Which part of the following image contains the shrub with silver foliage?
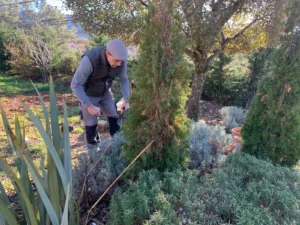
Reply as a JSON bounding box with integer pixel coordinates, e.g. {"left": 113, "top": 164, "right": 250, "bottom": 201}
{"left": 220, "top": 106, "right": 246, "bottom": 132}
{"left": 189, "top": 122, "right": 231, "bottom": 170}
{"left": 73, "top": 133, "right": 126, "bottom": 206}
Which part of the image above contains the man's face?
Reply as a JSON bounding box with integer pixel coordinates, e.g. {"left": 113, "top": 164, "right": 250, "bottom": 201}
{"left": 106, "top": 50, "right": 123, "bottom": 68}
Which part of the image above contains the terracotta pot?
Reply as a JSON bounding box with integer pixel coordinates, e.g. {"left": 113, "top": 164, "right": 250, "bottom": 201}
{"left": 224, "top": 127, "right": 242, "bottom": 155}
{"left": 231, "top": 127, "right": 242, "bottom": 136}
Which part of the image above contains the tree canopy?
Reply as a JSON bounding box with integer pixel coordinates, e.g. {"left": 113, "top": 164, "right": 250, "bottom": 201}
{"left": 66, "top": 0, "right": 286, "bottom": 119}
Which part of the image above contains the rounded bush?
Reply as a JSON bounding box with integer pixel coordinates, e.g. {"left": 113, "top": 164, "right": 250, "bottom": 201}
{"left": 109, "top": 153, "right": 300, "bottom": 225}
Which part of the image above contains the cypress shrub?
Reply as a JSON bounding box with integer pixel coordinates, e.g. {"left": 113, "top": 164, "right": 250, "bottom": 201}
{"left": 122, "top": 0, "right": 190, "bottom": 173}
{"left": 241, "top": 1, "right": 300, "bottom": 167}
{"left": 245, "top": 48, "right": 274, "bottom": 106}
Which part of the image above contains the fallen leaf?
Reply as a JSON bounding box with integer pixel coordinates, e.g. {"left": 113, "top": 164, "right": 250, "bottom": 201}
{"left": 284, "top": 84, "right": 292, "bottom": 93}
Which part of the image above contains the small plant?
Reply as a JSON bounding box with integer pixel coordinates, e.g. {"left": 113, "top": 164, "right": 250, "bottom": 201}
{"left": 199, "top": 153, "right": 300, "bottom": 224}
{"left": 73, "top": 133, "right": 126, "bottom": 210}
{"left": 220, "top": 106, "right": 246, "bottom": 132}
{"left": 109, "top": 169, "right": 203, "bottom": 225}
{"left": 189, "top": 121, "right": 231, "bottom": 170}
{"left": 0, "top": 79, "right": 78, "bottom": 224}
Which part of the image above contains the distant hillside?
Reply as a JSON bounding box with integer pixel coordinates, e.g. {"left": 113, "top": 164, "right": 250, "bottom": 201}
{"left": 65, "top": 14, "right": 91, "bottom": 39}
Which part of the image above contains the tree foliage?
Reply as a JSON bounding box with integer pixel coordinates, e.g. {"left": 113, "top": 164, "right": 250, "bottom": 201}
{"left": 0, "top": 0, "right": 23, "bottom": 72}
{"left": 65, "top": 0, "right": 146, "bottom": 44}
{"left": 245, "top": 47, "right": 274, "bottom": 105}
{"left": 241, "top": 0, "right": 300, "bottom": 167}
{"left": 122, "top": 0, "right": 190, "bottom": 174}
{"left": 180, "top": 0, "right": 285, "bottom": 119}
{"left": 3, "top": 3, "right": 77, "bottom": 79}
{"left": 65, "top": 0, "right": 286, "bottom": 120}
{"left": 0, "top": 22, "right": 21, "bottom": 72}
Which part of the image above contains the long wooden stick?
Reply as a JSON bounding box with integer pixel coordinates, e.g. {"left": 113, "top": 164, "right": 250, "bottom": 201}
{"left": 85, "top": 140, "right": 154, "bottom": 225}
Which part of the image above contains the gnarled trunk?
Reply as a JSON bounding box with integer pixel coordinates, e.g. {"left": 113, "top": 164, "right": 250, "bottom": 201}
{"left": 186, "top": 59, "right": 209, "bottom": 121}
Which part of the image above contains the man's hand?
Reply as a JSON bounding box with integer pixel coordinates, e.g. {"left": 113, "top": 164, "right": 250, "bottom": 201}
{"left": 87, "top": 105, "right": 111, "bottom": 117}
{"left": 87, "top": 105, "right": 101, "bottom": 116}
{"left": 121, "top": 101, "right": 130, "bottom": 113}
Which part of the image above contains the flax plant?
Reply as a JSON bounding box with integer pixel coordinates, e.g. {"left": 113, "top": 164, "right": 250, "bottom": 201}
{"left": 0, "top": 78, "right": 78, "bottom": 225}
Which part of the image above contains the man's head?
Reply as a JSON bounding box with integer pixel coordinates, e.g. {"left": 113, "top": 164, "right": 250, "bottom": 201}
{"left": 106, "top": 39, "right": 128, "bottom": 68}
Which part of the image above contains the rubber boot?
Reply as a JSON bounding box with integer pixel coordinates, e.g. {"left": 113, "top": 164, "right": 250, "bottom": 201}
{"left": 85, "top": 125, "right": 99, "bottom": 144}
{"left": 107, "top": 117, "right": 120, "bottom": 136}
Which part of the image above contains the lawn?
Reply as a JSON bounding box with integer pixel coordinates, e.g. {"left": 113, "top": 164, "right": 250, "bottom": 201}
{"left": 0, "top": 74, "right": 72, "bottom": 95}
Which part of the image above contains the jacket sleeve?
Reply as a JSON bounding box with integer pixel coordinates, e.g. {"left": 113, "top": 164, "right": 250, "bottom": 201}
{"left": 119, "top": 61, "right": 130, "bottom": 99}
{"left": 71, "top": 56, "right": 94, "bottom": 107}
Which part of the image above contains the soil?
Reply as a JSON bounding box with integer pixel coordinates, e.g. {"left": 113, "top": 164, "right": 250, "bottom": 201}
{"left": 0, "top": 93, "right": 78, "bottom": 114}
{"left": 1, "top": 93, "right": 82, "bottom": 156}
{"left": 199, "top": 99, "right": 223, "bottom": 125}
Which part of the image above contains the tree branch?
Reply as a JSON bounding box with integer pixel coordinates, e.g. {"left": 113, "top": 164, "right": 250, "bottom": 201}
{"left": 137, "top": 0, "right": 148, "bottom": 8}
{"left": 224, "top": 17, "right": 259, "bottom": 44}
{"left": 185, "top": 48, "right": 196, "bottom": 59}
{"left": 206, "top": 17, "right": 259, "bottom": 66}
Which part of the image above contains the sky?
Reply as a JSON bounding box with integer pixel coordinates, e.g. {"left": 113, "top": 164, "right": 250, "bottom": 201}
{"left": 46, "top": 0, "right": 72, "bottom": 14}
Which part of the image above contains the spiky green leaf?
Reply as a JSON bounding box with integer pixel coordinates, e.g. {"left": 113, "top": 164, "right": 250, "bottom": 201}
{"left": 24, "top": 104, "right": 68, "bottom": 194}
{"left": 0, "top": 157, "right": 38, "bottom": 225}
{"left": 0, "top": 198, "right": 18, "bottom": 225}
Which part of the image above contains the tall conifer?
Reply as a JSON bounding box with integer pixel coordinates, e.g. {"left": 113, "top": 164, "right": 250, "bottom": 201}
{"left": 241, "top": 0, "right": 300, "bottom": 167}
{"left": 122, "top": 0, "right": 191, "bottom": 172}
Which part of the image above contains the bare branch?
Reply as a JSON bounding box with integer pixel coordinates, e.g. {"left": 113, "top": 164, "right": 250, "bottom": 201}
{"left": 224, "top": 17, "right": 260, "bottom": 44}
{"left": 137, "top": 0, "right": 148, "bottom": 8}
{"left": 207, "top": 17, "right": 260, "bottom": 66}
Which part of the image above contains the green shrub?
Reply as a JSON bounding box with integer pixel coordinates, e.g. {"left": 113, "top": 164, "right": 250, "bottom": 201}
{"left": 0, "top": 22, "right": 22, "bottom": 72}
{"left": 241, "top": 33, "right": 300, "bottom": 167}
{"left": 109, "top": 153, "right": 300, "bottom": 225}
{"left": 122, "top": 1, "right": 191, "bottom": 173}
{"left": 109, "top": 169, "right": 204, "bottom": 225}
{"left": 203, "top": 49, "right": 275, "bottom": 108}
{"left": 203, "top": 53, "right": 250, "bottom": 106}
{"left": 111, "top": 58, "right": 136, "bottom": 102}
{"left": 189, "top": 122, "right": 230, "bottom": 170}
{"left": 245, "top": 48, "right": 274, "bottom": 106}
{"left": 203, "top": 53, "right": 232, "bottom": 103}
{"left": 0, "top": 34, "right": 10, "bottom": 72}
{"left": 200, "top": 153, "right": 300, "bottom": 225}
{"left": 53, "top": 49, "right": 81, "bottom": 76}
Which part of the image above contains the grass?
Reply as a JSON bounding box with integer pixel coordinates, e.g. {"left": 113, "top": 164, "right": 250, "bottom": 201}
{"left": 0, "top": 73, "right": 71, "bottom": 96}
